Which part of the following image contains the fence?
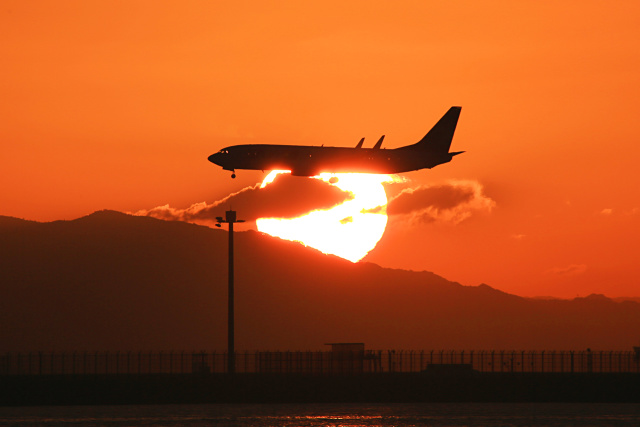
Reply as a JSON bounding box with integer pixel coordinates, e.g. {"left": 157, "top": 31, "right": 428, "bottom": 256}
{"left": 1, "top": 350, "right": 640, "bottom": 376}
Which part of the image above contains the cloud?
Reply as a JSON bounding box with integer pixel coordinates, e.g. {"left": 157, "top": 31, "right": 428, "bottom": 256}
{"left": 548, "top": 264, "right": 588, "bottom": 276}
{"left": 340, "top": 216, "right": 353, "bottom": 224}
{"left": 134, "top": 174, "right": 353, "bottom": 224}
{"left": 599, "top": 208, "right": 613, "bottom": 215}
{"left": 381, "top": 180, "right": 496, "bottom": 224}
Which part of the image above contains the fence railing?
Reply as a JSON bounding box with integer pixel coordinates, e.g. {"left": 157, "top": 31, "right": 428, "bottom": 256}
{"left": 1, "top": 350, "right": 639, "bottom": 376}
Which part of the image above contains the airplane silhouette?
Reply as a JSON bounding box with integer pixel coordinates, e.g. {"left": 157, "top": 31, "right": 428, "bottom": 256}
{"left": 209, "top": 106, "right": 463, "bottom": 178}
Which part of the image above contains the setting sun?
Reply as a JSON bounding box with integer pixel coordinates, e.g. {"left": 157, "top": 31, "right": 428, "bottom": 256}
{"left": 256, "top": 171, "right": 396, "bottom": 262}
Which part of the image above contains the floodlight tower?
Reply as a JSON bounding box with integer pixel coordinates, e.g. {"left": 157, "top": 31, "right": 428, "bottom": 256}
{"left": 215, "top": 210, "right": 244, "bottom": 374}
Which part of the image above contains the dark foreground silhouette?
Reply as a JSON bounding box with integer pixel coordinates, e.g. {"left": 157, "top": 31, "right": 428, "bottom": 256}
{"left": 3, "top": 372, "right": 640, "bottom": 406}
{"left": 4, "top": 348, "right": 640, "bottom": 405}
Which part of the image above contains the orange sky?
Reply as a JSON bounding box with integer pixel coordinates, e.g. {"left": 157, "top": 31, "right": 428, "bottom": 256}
{"left": 2, "top": 1, "right": 639, "bottom": 298}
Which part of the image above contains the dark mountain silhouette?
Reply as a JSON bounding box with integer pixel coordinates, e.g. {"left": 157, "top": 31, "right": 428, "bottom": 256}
{"left": 1, "top": 210, "right": 640, "bottom": 352}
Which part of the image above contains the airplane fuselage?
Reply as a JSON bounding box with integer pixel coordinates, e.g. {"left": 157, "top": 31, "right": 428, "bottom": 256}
{"left": 210, "top": 144, "right": 454, "bottom": 177}
{"left": 208, "top": 106, "right": 463, "bottom": 177}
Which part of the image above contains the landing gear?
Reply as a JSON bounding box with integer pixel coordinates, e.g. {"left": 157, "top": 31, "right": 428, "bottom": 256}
{"left": 231, "top": 172, "right": 236, "bottom": 179}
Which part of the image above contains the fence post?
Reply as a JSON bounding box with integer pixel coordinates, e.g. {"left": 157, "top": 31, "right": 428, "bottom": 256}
{"left": 570, "top": 351, "right": 574, "bottom": 373}
{"left": 520, "top": 351, "right": 524, "bottom": 373}
{"left": 617, "top": 351, "right": 621, "bottom": 373}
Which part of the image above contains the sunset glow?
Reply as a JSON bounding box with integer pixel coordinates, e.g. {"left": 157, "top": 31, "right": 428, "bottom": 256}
{"left": 256, "top": 171, "right": 396, "bottom": 262}
{"left": 3, "top": 2, "right": 640, "bottom": 297}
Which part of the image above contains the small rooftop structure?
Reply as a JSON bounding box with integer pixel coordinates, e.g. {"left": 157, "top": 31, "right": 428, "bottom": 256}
{"left": 325, "top": 343, "right": 365, "bottom": 353}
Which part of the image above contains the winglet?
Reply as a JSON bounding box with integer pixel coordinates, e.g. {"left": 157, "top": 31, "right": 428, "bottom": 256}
{"left": 355, "top": 137, "right": 364, "bottom": 148}
{"left": 373, "top": 135, "right": 385, "bottom": 149}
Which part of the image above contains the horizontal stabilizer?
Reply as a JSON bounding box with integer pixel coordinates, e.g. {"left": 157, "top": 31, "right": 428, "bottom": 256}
{"left": 373, "top": 135, "right": 385, "bottom": 149}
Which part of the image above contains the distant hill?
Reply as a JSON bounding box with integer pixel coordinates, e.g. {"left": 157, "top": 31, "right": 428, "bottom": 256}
{"left": 613, "top": 297, "right": 640, "bottom": 303}
{"left": 1, "top": 210, "right": 640, "bottom": 352}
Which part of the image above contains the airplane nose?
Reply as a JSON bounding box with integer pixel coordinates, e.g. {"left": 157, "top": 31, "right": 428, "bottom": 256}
{"left": 208, "top": 153, "right": 219, "bottom": 164}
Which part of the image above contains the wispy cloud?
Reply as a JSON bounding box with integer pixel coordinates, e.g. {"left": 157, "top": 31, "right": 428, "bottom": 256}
{"left": 548, "top": 264, "right": 588, "bottom": 276}
{"left": 133, "top": 174, "right": 353, "bottom": 224}
{"left": 380, "top": 180, "right": 495, "bottom": 224}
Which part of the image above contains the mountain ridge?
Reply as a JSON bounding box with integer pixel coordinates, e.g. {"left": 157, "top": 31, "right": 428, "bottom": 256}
{"left": 1, "top": 210, "right": 639, "bottom": 351}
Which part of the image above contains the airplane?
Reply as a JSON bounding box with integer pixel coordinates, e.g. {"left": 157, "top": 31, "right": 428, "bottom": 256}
{"left": 208, "top": 106, "right": 463, "bottom": 178}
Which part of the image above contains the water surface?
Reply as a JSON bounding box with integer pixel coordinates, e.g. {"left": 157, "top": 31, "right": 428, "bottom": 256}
{"left": 1, "top": 402, "right": 640, "bottom": 426}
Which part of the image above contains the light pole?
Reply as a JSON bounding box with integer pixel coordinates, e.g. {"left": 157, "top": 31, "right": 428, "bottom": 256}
{"left": 215, "top": 210, "right": 244, "bottom": 374}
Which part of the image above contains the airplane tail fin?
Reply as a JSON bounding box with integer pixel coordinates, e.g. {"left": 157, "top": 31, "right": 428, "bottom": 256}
{"left": 415, "top": 106, "right": 461, "bottom": 152}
